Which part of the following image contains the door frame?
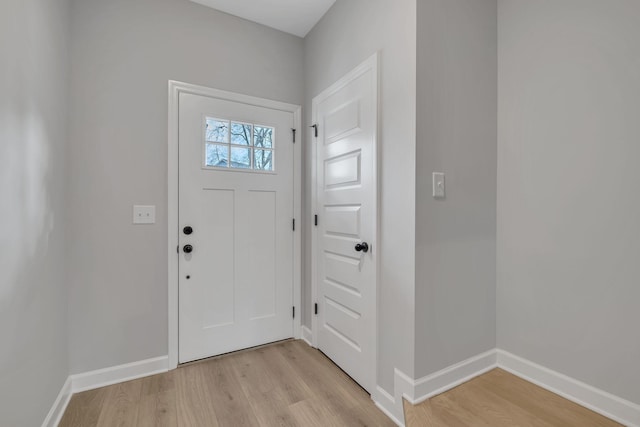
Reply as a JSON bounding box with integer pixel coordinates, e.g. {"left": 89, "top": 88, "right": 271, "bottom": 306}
{"left": 168, "top": 80, "right": 302, "bottom": 370}
{"left": 310, "top": 53, "right": 379, "bottom": 388}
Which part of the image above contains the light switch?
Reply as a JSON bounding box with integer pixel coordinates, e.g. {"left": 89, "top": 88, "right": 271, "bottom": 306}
{"left": 433, "top": 172, "right": 445, "bottom": 199}
{"left": 133, "top": 205, "right": 156, "bottom": 224}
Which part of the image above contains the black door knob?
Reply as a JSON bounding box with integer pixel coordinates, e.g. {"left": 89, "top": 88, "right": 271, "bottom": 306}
{"left": 183, "top": 244, "right": 193, "bottom": 254}
{"left": 183, "top": 226, "right": 193, "bottom": 235}
{"left": 355, "top": 242, "right": 369, "bottom": 253}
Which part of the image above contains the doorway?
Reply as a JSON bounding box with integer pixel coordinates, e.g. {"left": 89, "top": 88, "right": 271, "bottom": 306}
{"left": 168, "top": 82, "right": 302, "bottom": 367}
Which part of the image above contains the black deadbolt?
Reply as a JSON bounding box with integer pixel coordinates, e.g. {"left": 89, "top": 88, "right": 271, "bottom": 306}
{"left": 183, "top": 244, "right": 193, "bottom": 254}
{"left": 183, "top": 226, "right": 193, "bottom": 235}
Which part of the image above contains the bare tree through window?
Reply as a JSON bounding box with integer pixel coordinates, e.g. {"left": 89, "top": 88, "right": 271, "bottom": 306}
{"left": 205, "top": 118, "right": 274, "bottom": 171}
{"left": 254, "top": 126, "right": 273, "bottom": 170}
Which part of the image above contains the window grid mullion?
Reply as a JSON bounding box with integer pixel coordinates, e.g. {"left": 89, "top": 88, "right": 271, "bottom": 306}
{"left": 205, "top": 117, "right": 275, "bottom": 171}
{"left": 250, "top": 125, "right": 254, "bottom": 169}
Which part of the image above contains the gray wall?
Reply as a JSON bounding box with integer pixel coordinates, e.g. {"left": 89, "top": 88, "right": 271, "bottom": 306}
{"left": 415, "top": 0, "right": 497, "bottom": 377}
{"left": 498, "top": 0, "right": 640, "bottom": 404}
{"left": 0, "top": 0, "right": 70, "bottom": 424}
{"left": 67, "top": 0, "right": 303, "bottom": 374}
{"left": 304, "top": 0, "right": 417, "bottom": 392}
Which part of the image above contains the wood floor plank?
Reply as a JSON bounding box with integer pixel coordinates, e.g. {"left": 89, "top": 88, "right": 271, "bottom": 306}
{"left": 430, "top": 394, "right": 492, "bottom": 427}
{"left": 275, "top": 342, "right": 354, "bottom": 420}
{"left": 444, "top": 378, "right": 553, "bottom": 427}
{"left": 175, "top": 361, "right": 220, "bottom": 427}
{"left": 136, "top": 370, "right": 177, "bottom": 427}
{"left": 95, "top": 378, "right": 143, "bottom": 427}
{"left": 404, "top": 398, "right": 433, "bottom": 427}
{"left": 228, "top": 347, "right": 299, "bottom": 427}
{"left": 475, "top": 369, "right": 621, "bottom": 427}
{"left": 290, "top": 387, "right": 361, "bottom": 427}
{"left": 288, "top": 398, "right": 342, "bottom": 427}
{"left": 276, "top": 340, "right": 368, "bottom": 414}
{"left": 278, "top": 342, "right": 393, "bottom": 426}
{"left": 331, "top": 402, "right": 396, "bottom": 427}
{"left": 59, "top": 387, "right": 108, "bottom": 427}
{"left": 260, "top": 343, "right": 316, "bottom": 404}
{"left": 199, "top": 355, "right": 261, "bottom": 426}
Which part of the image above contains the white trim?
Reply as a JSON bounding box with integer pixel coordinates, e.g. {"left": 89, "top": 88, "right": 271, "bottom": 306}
{"left": 412, "top": 349, "right": 498, "bottom": 404}
{"left": 310, "top": 87, "right": 319, "bottom": 350}
{"left": 168, "top": 81, "right": 180, "bottom": 370}
{"left": 70, "top": 356, "right": 169, "bottom": 393}
{"left": 373, "top": 350, "right": 498, "bottom": 426}
{"left": 292, "top": 106, "right": 303, "bottom": 341}
{"left": 373, "top": 386, "right": 404, "bottom": 427}
{"left": 168, "top": 80, "right": 303, "bottom": 369}
{"left": 373, "top": 348, "right": 640, "bottom": 427}
{"left": 42, "top": 377, "right": 72, "bottom": 427}
{"left": 498, "top": 350, "right": 640, "bottom": 427}
{"left": 310, "top": 52, "right": 379, "bottom": 393}
{"left": 301, "top": 325, "right": 313, "bottom": 346}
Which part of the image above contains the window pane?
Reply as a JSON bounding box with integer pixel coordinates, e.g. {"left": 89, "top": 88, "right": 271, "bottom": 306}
{"left": 206, "top": 143, "right": 229, "bottom": 167}
{"left": 230, "top": 123, "right": 252, "bottom": 146}
{"left": 230, "top": 146, "right": 251, "bottom": 169}
{"left": 206, "top": 118, "right": 229, "bottom": 143}
{"left": 254, "top": 149, "right": 274, "bottom": 171}
{"left": 254, "top": 126, "right": 274, "bottom": 148}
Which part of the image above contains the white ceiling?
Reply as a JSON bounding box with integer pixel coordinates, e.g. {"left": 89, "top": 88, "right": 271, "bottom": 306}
{"left": 190, "top": 0, "right": 337, "bottom": 38}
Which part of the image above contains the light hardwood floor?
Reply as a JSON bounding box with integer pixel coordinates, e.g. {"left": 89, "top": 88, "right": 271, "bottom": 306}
{"left": 403, "top": 368, "right": 622, "bottom": 427}
{"left": 61, "top": 342, "right": 622, "bottom": 427}
{"left": 59, "top": 340, "right": 395, "bottom": 427}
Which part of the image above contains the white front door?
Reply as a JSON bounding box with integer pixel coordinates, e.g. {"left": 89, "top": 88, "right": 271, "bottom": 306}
{"left": 178, "top": 92, "right": 295, "bottom": 363}
{"left": 313, "top": 55, "right": 378, "bottom": 392}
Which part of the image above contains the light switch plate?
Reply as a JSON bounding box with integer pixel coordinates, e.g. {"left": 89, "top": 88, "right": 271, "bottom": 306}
{"left": 133, "top": 205, "right": 156, "bottom": 224}
{"left": 433, "top": 172, "right": 445, "bottom": 199}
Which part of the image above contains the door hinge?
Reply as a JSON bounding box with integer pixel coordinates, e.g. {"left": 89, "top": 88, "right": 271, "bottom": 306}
{"left": 292, "top": 306, "right": 295, "bottom": 319}
{"left": 314, "top": 303, "right": 318, "bottom": 315}
{"left": 292, "top": 128, "right": 296, "bottom": 143}
{"left": 314, "top": 214, "right": 318, "bottom": 226}
{"left": 310, "top": 124, "right": 318, "bottom": 138}
{"left": 292, "top": 218, "right": 296, "bottom": 231}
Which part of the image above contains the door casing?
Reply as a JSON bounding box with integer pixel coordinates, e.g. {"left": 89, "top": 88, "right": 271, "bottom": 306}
{"left": 310, "top": 53, "right": 380, "bottom": 389}
{"left": 168, "top": 80, "right": 302, "bottom": 369}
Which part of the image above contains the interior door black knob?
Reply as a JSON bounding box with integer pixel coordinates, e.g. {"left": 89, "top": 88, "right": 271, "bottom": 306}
{"left": 355, "top": 242, "right": 369, "bottom": 253}
{"left": 183, "top": 244, "right": 193, "bottom": 254}
{"left": 183, "top": 226, "right": 193, "bottom": 235}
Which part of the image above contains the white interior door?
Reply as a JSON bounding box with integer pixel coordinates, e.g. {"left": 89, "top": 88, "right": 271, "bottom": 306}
{"left": 314, "top": 56, "right": 378, "bottom": 393}
{"left": 178, "top": 92, "right": 295, "bottom": 364}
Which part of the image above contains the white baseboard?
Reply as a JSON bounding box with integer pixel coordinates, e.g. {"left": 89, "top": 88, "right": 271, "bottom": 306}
{"left": 372, "top": 349, "right": 498, "bottom": 427}
{"left": 497, "top": 350, "right": 640, "bottom": 427}
{"left": 41, "top": 377, "right": 72, "bottom": 427}
{"left": 375, "top": 349, "right": 640, "bottom": 427}
{"left": 301, "top": 326, "right": 313, "bottom": 346}
{"left": 70, "top": 356, "right": 169, "bottom": 393}
{"left": 412, "top": 349, "right": 498, "bottom": 404}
